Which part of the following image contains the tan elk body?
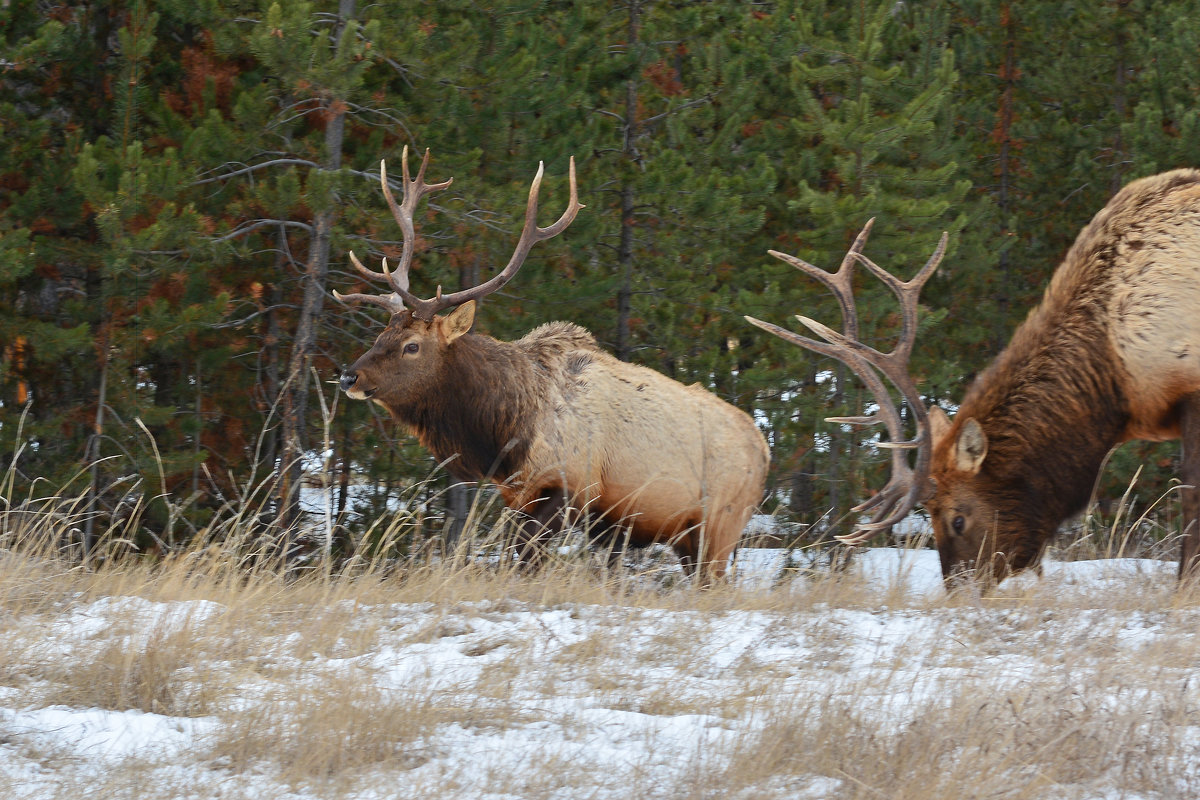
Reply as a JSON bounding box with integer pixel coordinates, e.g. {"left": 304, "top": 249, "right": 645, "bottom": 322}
{"left": 337, "top": 149, "right": 768, "bottom": 582}
{"left": 750, "top": 168, "right": 1200, "bottom": 587}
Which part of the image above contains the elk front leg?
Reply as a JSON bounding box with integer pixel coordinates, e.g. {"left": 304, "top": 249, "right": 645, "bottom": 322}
{"left": 1179, "top": 392, "right": 1200, "bottom": 582}
{"left": 511, "top": 488, "right": 569, "bottom": 570}
{"left": 583, "top": 514, "right": 641, "bottom": 571}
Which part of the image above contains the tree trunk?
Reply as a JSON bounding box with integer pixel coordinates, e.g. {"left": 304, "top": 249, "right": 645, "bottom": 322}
{"left": 276, "top": 0, "right": 355, "bottom": 537}
{"left": 616, "top": 184, "right": 635, "bottom": 362}
{"left": 1110, "top": 3, "right": 1128, "bottom": 194}
{"left": 445, "top": 482, "right": 469, "bottom": 554}
{"left": 444, "top": 254, "right": 482, "bottom": 551}
{"left": 614, "top": 0, "right": 641, "bottom": 363}
{"left": 84, "top": 331, "right": 109, "bottom": 562}
{"left": 995, "top": 3, "right": 1018, "bottom": 350}
{"left": 261, "top": 277, "right": 283, "bottom": 479}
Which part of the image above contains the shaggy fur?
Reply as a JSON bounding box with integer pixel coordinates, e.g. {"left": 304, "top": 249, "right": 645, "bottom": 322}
{"left": 403, "top": 322, "right": 599, "bottom": 481}
{"left": 929, "top": 168, "right": 1200, "bottom": 584}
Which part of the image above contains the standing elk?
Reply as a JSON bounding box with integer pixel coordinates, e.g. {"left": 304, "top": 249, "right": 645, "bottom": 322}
{"left": 747, "top": 169, "right": 1200, "bottom": 587}
{"left": 335, "top": 148, "right": 768, "bottom": 582}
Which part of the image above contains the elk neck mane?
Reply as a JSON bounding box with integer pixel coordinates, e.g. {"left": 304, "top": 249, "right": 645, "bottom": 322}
{"left": 955, "top": 213, "right": 1134, "bottom": 526}
{"left": 398, "top": 320, "right": 601, "bottom": 482}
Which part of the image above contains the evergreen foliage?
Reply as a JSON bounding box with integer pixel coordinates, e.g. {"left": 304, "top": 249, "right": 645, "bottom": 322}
{"left": 1, "top": 0, "right": 1197, "bottom": 555}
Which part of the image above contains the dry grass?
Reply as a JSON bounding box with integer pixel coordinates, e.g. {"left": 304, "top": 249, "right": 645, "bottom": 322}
{"left": 703, "top": 681, "right": 1181, "bottom": 799}
{"left": 0, "top": 487, "right": 1198, "bottom": 799}
{"left": 210, "top": 679, "right": 454, "bottom": 782}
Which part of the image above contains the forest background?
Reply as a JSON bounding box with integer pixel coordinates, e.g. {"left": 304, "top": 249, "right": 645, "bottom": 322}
{"left": 2, "top": 0, "right": 1199, "bottom": 558}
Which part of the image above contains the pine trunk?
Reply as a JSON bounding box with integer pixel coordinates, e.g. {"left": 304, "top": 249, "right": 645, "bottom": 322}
{"left": 276, "top": 0, "right": 355, "bottom": 537}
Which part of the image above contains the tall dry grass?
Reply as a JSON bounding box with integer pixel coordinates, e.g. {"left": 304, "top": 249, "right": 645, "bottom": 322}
{"left": 0, "top": 443, "right": 1199, "bottom": 798}
{"left": 0, "top": 518, "right": 1197, "bottom": 799}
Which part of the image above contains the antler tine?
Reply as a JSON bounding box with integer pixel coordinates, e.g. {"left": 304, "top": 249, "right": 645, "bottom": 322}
{"left": 748, "top": 311, "right": 916, "bottom": 544}
{"left": 747, "top": 223, "right": 948, "bottom": 544}
{"left": 420, "top": 156, "right": 584, "bottom": 318}
{"left": 334, "top": 251, "right": 407, "bottom": 313}
{"left": 827, "top": 237, "right": 948, "bottom": 543}
{"left": 346, "top": 250, "right": 388, "bottom": 285}
{"left": 849, "top": 231, "right": 947, "bottom": 364}
{"left": 744, "top": 312, "right": 912, "bottom": 467}
{"left": 826, "top": 414, "right": 886, "bottom": 427}
{"left": 332, "top": 289, "right": 408, "bottom": 313}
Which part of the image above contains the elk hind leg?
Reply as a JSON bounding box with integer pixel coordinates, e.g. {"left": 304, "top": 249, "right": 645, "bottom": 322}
{"left": 672, "top": 536, "right": 697, "bottom": 579}
{"left": 673, "top": 519, "right": 728, "bottom": 587}
{"left": 692, "top": 507, "right": 745, "bottom": 586}
{"left": 1179, "top": 392, "right": 1200, "bottom": 582}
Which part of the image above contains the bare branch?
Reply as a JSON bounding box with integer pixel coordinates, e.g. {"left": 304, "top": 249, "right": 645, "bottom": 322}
{"left": 192, "top": 159, "right": 320, "bottom": 187}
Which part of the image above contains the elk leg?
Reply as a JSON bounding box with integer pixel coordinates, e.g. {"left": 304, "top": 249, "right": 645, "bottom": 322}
{"left": 676, "top": 521, "right": 733, "bottom": 586}
{"left": 583, "top": 514, "right": 626, "bottom": 569}
{"left": 513, "top": 488, "right": 568, "bottom": 570}
{"left": 672, "top": 534, "right": 697, "bottom": 578}
{"left": 1179, "top": 392, "right": 1200, "bottom": 582}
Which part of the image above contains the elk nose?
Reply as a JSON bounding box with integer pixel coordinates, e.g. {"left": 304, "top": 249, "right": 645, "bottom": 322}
{"left": 338, "top": 370, "right": 357, "bottom": 393}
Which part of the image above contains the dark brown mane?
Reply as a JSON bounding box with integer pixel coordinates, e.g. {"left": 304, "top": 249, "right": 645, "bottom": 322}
{"left": 401, "top": 334, "right": 544, "bottom": 481}
{"left": 395, "top": 323, "right": 601, "bottom": 481}
{"left": 958, "top": 239, "right": 1130, "bottom": 544}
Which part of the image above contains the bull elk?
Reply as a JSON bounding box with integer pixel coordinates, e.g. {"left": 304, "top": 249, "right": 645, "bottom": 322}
{"left": 335, "top": 148, "right": 769, "bottom": 582}
{"left": 747, "top": 169, "right": 1200, "bottom": 587}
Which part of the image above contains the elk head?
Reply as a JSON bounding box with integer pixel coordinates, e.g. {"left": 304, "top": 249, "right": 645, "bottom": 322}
{"left": 745, "top": 222, "right": 1017, "bottom": 587}
{"left": 335, "top": 147, "right": 582, "bottom": 411}
{"left": 923, "top": 406, "right": 1022, "bottom": 585}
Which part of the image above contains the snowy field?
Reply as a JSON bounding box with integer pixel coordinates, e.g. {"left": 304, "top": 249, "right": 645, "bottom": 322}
{"left": 0, "top": 547, "right": 1198, "bottom": 799}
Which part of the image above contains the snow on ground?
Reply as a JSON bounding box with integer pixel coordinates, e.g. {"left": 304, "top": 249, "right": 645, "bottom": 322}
{"left": 0, "top": 549, "right": 1194, "bottom": 799}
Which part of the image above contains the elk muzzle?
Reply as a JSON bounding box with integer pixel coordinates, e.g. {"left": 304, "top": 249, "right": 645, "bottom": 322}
{"left": 338, "top": 369, "right": 374, "bottom": 399}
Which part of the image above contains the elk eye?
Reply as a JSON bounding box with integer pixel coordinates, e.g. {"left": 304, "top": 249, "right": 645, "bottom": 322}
{"left": 951, "top": 515, "right": 966, "bottom": 536}
{"left": 403, "top": 342, "right": 419, "bottom": 355}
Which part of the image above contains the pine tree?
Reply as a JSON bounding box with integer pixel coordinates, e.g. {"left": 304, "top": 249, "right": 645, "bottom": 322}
{"left": 0, "top": 2, "right": 246, "bottom": 550}
{"left": 738, "top": 0, "right": 974, "bottom": 538}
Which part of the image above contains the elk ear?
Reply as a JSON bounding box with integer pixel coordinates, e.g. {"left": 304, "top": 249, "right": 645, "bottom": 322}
{"left": 442, "top": 301, "right": 476, "bottom": 342}
{"left": 929, "top": 406, "right": 952, "bottom": 448}
{"left": 954, "top": 417, "right": 988, "bottom": 475}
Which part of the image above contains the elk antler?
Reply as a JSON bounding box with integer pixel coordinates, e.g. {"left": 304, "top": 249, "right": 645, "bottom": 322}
{"left": 334, "top": 146, "right": 453, "bottom": 314}
{"left": 334, "top": 146, "right": 583, "bottom": 320}
{"left": 745, "top": 220, "right": 947, "bottom": 544}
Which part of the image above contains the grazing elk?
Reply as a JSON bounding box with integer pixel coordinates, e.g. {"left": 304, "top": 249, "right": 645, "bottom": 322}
{"left": 747, "top": 169, "right": 1200, "bottom": 587}
{"left": 335, "top": 148, "right": 768, "bottom": 582}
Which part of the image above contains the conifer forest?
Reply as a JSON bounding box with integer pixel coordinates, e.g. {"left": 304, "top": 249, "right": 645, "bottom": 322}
{"left": 2, "top": 1, "right": 1199, "bottom": 557}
